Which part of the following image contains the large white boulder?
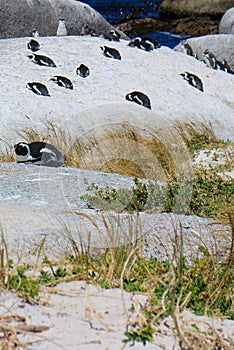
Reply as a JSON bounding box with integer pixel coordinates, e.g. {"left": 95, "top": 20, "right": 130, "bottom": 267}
{"left": 0, "top": 35, "right": 234, "bottom": 154}
{"left": 174, "top": 34, "right": 234, "bottom": 69}
{"left": 0, "top": 0, "right": 126, "bottom": 39}
{"left": 219, "top": 7, "right": 234, "bottom": 34}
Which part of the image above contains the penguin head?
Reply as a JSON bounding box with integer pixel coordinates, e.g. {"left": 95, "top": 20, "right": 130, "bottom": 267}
{"left": 50, "top": 76, "right": 58, "bottom": 82}
{"left": 125, "top": 93, "right": 133, "bottom": 101}
{"left": 180, "top": 72, "right": 190, "bottom": 81}
{"left": 100, "top": 46, "right": 104, "bottom": 52}
{"left": 27, "top": 54, "right": 34, "bottom": 60}
{"left": 14, "top": 142, "right": 30, "bottom": 157}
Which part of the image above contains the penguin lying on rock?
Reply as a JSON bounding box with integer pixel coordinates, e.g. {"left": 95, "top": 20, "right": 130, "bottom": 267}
{"left": 14, "top": 142, "right": 66, "bottom": 167}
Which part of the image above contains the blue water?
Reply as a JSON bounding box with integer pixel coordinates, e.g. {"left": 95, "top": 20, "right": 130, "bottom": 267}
{"left": 80, "top": 0, "right": 189, "bottom": 48}
{"left": 81, "top": 0, "right": 162, "bottom": 23}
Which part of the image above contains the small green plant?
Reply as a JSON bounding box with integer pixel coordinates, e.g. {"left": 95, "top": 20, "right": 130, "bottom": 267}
{"left": 123, "top": 323, "right": 155, "bottom": 346}
{"left": 176, "top": 121, "right": 231, "bottom": 155}
{"left": 8, "top": 266, "right": 39, "bottom": 299}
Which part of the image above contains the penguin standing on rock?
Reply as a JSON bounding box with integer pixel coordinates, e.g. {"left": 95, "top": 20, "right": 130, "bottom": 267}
{"left": 50, "top": 76, "right": 73, "bottom": 89}
{"left": 31, "top": 29, "right": 39, "bottom": 37}
{"left": 203, "top": 49, "right": 217, "bottom": 69}
{"left": 100, "top": 46, "right": 121, "bottom": 60}
{"left": 27, "top": 53, "right": 57, "bottom": 67}
{"left": 56, "top": 18, "right": 67, "bottom": 36}
{"left": 180, "top": 41, "right": 194, "bottom": 56}
{"left": 180, "top": 72, "right": 204, "bottom": 92}
{"left": 27, "top": 39, "right": 40, "bottom": 52}
{"left": 125, "top": 91, "right": 151, "bottom": 109}
{"left": 14, "top": 142, "right": 66, "bottom": 167}
{"left": 26, "top": 82, "right": 50, "bottom": 96}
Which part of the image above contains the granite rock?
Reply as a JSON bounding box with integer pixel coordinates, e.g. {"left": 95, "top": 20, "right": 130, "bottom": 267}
{"left": 219, "top": 7, "right": 234, "bottom": 34}
{"left": 0, "top": 0, "right": 127, "bottom": 39}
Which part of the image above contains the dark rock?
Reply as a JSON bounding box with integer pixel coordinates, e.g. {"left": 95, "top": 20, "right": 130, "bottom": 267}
{"left": 219, "top": 7, "right": 234, "bottom": 34}
{"left": 159, "top": 0, "right": 234, "bottom": 19}
{"left": 0, "top": 0, "right": 128, "bottom": 39}
{"left": 171, "top": 17, "right": 219, "bottom": 36}
{"left": 115, "top": 18, "right": 170, "bottom": 37}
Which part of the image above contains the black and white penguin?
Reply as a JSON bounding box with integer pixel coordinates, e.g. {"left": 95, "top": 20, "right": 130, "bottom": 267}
{"left": 76, "top": 64, "right": 90, "bottom": 78}
{"left": 27, "top": 53, "right": 57, "bottom": 67}
{"left": 180, "top": 41, "right": 194, "bottom": 56}
{"left": 27, "top": 39, "right": 40, "bottom": 52}
{"left": 180, "top": 72, "right": 204, "bottom": 92}
{"left": 142, "top": 37, "right": 161, "bottom": 49}
{"left": 221, "top": 60, "right": 234, "bottom": 74}
{"left": 215, "top": 59, "right": 234, "bottom": 74}
{"left": 50, "top": 75, "right": 73, "bottom": 89}
{"left": 125, "top": 91, "right": 151, "bottom": 109}
{"left": 14, "top": 142, "right": 65, "bottom": 167}
{"left": 31, "top": 29, "right": 39, "bottom": 37}
{"left": 104, "top": 29, "right": 120, "bottom": 41}
{"left": 100, "top": 46, "right": 121, "bottom": 60}
{"left": 203, "top": 49, "right": 217, "bottom": 69}
{"left": 26, "top": 82, "right": 50, "bottom": 96}
{"left": 56, "top": 18, "right": 67, "bottom": 36}
{"left": 128, "top": 37, "right": 153, "bottom": 52}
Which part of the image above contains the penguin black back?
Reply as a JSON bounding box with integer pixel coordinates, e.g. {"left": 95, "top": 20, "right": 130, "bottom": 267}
{"left": 27, "top": 39, "right": 40, "bottom": 52}
{"left": 76, "top": 64, "right": 90, "bottom": 78}
{"left": 50, "top": 76, "right": 73, "bottom": 89}
{"left": 100, "top": 46, "right": 121, "bottom": 60}
{"left": 26, "top": 82, "right": 50, "bottom": 96}
{"left": 180, "top": 72, "right": 204, "bottom": 92}
{"left": 27, "top": 53, "right": 57, "bottom": 67}
{"left": 125, "top": 91, "right": 151, "bottom": 109}
{"left": 14, "top": 142, "right": 65, "bottom": 167}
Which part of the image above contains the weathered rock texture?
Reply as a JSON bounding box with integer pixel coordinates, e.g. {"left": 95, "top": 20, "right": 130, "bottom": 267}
{"left": 0, "top": 0, "right": 127, "bottom": 39}
{"left": 159, "top": 0, "right": 234, "bottom": 19}
{"left": 219, "top": 7, "right": 234, "bottom": 34}
{"left": 174, "top": 34, "right": 234, "bottom": 70}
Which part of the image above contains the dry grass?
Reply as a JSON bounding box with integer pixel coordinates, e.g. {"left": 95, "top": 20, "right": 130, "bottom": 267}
{"left": 1, "top": 120, "right": 194, "bottom": 183}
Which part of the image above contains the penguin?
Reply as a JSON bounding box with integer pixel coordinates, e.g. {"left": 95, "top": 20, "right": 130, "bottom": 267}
{"left": 180, "top": 41, "right": 194, "bottom": 56}
{"left": 26, "top": 82, "right": 50, "bottom": 96}
{"left": 125, "top": 91, "right": 151, "bottom": 109}
{"left": 27, "top": 39, "right": 40, "bottom": 52}
{"left": 142, "top": 37, "right": 161, "bottom": 49}
{"left": 76, "top": 64, "right": 90, "bottom": 78}
{"left": 216, "top": 59, "right": 234, "bottom": 74}
{"left": 221, "top": 60, "right": 234, "bottom": 74}
{"left": 50, "top": 75, "right": 73, "bottom": 89}
{"left": 104, "top": 29, "right": 120, "bottom": 41}
{"left": 31, "top": 29, "right": 39, "bottom": 37}
{"left": 180, "top": 72, "right": 204, "bottom": 92}
{"left": 203, "top": 49, "right": 217, "bottom": 69}
{"left": 100, "top": 46, "right": 121, "bottom": 60}
{"left": 128, "top": 37, "right": 153, "bottom": 52}
{"left": 56, "top": 18, "right": 67, "bottom": 36}
{"left": 14, "top": 142, "right": 65, "bottom": 167}
{"left": 27, "top": 53, "right": 57, "bottom": 67}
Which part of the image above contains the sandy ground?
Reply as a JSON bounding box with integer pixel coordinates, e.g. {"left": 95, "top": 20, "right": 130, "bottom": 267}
{"left": 1, "top": 280, "right": 234, "bottom": 350}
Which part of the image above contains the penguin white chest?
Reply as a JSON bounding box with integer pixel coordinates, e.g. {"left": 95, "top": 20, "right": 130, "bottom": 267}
{"left": 56, "top": 20, "right": 67, "bottom": 36}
